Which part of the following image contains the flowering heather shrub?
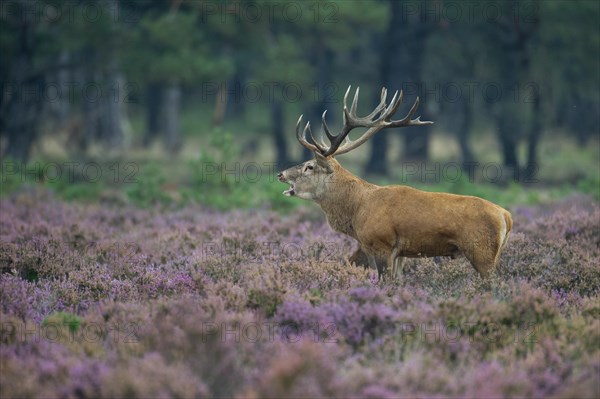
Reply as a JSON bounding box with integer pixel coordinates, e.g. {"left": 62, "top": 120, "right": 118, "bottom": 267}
{"left": 99, "top": 352, "right": 209, "bottom": 398}
{"left": 0, "top": 191, "right": 598, "bottom": 398}
{"left": 242, "top": 340, "right": 345, "bottom": 398}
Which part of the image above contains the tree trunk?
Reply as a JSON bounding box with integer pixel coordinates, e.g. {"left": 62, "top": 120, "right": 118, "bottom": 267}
{"left": 81, "top": 48, "right": 100, "bottom": 151}
{"left": 402, "top": 0, "right": 433, "bottom": 161}
{"left": 52, "top": 50, "right": 71, "bottom": 127}
{"left": 3, "top": 3, "right": 42, "bottom": 162}
{"left": 271, "top": 99, "right": 289, "bottom": 169}
{"left": 303, "top": 42, "right": 333, "bottom": 162}
{"left": 163, "top": 83, "right": 182, "bottom": 153}
{"left": 144, "top": 82, "right": 163, "bottom": 147}
{"left": 457, "top": 96, "right": 475, "bottom": 179}
{"left": 525, "top": 91, "right": 542, "bottom": 182}
{"left": 404, "top": 127, "right": 430, "bottom": 160}
{"left": 497, "top": 113, "right": 519, "bottom": 177}
{"left": 79, "top": 1, "right": 124, "bottom": 151}
{"left": 4, "top": 90, "right": 41, "bottom": 161}
{"left": 100, "top": 67, "right": 124, "bottom": 149}
{"left": 367, "top": 0, "right": 433, "bottom": 166}
{"left": 365, "top": 130, "right": 388, "bottom": 175}
{"left": 4, "top": 73, "right": 42, "bottom": 161}
{"left": 230, "top": 71, "right": 246, "bottom": 116}
{"left": 490, "top": 0, "right": 540, "bottom": 181}
{"left": 365, "top": 90, "right": 389, "bottom": 175}
{"left": 365, "top": 0, "right": 401, "bottom": 175}
{"left": 212, "top": 83, "right": 228, "bottom": 127}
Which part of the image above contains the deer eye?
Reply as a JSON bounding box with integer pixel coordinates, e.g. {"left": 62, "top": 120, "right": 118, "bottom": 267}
{"left": 306, "top": 165, "right": 314, "bottom": 171}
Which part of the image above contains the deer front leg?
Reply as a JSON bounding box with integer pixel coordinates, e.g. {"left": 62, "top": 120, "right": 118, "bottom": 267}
{"left": 391, "top": 257, "right": 405, "bottom": 280}
{"left": 389, "top": 239, "right": 407, "bottom": 281}
{"left": 389, "top": 246, "right": 401, "bottom": 281}
{"left": 366, "top": 253, "right": 384, "bottom": 282}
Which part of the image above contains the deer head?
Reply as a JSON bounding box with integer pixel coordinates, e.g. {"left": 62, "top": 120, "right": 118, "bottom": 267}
{"left": 277, "top": 86, "right": 432, "bottom": 202}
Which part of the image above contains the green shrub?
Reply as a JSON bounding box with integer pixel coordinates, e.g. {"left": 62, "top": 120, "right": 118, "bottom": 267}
{"left": 42, "top": 311, "right": 82, "bottom": 334}
{"left": 125, "top": 162, "right": 171, "bottom": 207}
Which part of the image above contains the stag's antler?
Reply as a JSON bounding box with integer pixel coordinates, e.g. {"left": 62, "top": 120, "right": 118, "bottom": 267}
{"left": 297, "top": 86, "right": 433, "bottom": 157}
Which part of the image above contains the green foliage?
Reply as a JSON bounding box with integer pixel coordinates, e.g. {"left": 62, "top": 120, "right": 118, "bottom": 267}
{"left": 540, "top": 1, "right": 600, "bottom": 100}
{"left": 577, "top": 175, "right": 600, "bottom": 201}
{"left": 247, "top": 288, "right": 284, "bottom": 318}
{"left": 186, "top": 127, "right": 242, "bottom": 208}
{"left": 2, "top": 134, "right": 597, "bottom": 211}
{"left": 185, "top": 128, "right": 298, "bottom": 211}
{"left": 123, "top": 12, "right": 233, "bottom": 84}
{"left": 125, "top": 162, "right": 171, "bottom": 208}
{"left": 0, "top": 159, "right": 103, "bottom": 201}
{"left": 42, "top": 312, "right": 82, "bottom": 334}
{"left": 46, "top": 180, "right": 104, "bottom": 202}
{"left": 0, "top": 159, "right": 31, "bottom": 197}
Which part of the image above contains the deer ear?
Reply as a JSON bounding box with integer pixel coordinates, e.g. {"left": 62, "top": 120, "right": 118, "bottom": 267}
{"left": 315, "top": 152, "right": 333, "bottom": 172}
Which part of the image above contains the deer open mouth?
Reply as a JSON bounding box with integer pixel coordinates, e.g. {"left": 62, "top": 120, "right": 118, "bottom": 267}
{"left": 283, "top": 184, "right": 295, "bottom": 196}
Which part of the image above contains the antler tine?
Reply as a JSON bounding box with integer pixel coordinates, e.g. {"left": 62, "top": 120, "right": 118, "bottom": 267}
{"left": 345, "top": 86, "right": 389, "bottom": 127}
{"left": 350, "top": 86, "right": 360, "bottom": 117}
{"left": 334, "top": 89, "right": 432, "bottom": 156}
{"left": 315, "top": 112, "right": 330, "bottom": 148}
{"left": 306, "top": 122, "right": 328, "bottom": 153}
{"left": 342, "top": 85, "right": 351, "bottom": 125}
{"left": 403, "top": 96, "right": 420, "bottom": 122}
{"left": 363, "top": 87, "right": 389, "bottom": 121}
{"left": 296, "top": 115, "right": 320, "bottom": 153}
{"left": 322, "top": 110, "right": 335, "bottom": 142}
{"left": 390, "top": 96, "right": 434, "bottom": 127}
{"left": 386, "top": 90, "right": 405, "bottom": 121}
{"left": 297, "top": 86, "right": 432, "bottom": 158}
{"left": 381, "top": 89, "right": 400, "bottom": 121}
{"left": 321, "top": 109, "right": 352, "bottom": 157}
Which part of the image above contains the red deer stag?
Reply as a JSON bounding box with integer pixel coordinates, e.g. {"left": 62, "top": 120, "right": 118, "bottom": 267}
{"left": 278, "top": 86, "right": 512, "bottom": 281}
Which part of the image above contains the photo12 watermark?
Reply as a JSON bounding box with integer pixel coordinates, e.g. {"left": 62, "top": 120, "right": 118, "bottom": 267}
{"left": 1, "top": 161, "right": 139, "bottom": 184}
{"left": 1, "top": 81, "right": 139, "bottom": 105}
{"left": 200, "top": 240, "right": 344, "bottom": 264}
{"left": 1, "top": 320, "right": 139, "bottom": 344}
{"left": 199, "top": 80, "right": 543, "bottom": 105}
{"left": 200, "top": 321, "right": 338, "bottom": 344}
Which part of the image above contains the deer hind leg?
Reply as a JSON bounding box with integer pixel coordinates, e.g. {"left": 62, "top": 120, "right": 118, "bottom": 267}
{"left": 349, "top": 248, "right": 370, "bottom": 269}
{"left": 462, "top": 241, "right": 498, "bottom": 279}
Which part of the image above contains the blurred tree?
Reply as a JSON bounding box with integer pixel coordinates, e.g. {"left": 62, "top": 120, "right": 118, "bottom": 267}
{"left": 0, "top": 0, "right": 44, "bottom": 161}
{"left": 58, "top": 0, "right": 129, "bottom": 151}
{"left": 124, "top": 2, "right": 233, "bottom": 153}
{"left": 251, "top": 1, "right": 386, "bottom": 169}
{"left": 541, "top": 1, "right": 600, "bottom": 146}
{"left": 0, "top": 0, "right": 134, "bottom": 156}
{"left": 423, "top": 11, "right": 483, "bottom": 175}
{"left": 365, "top": 0, "right": 436, "bottom": 175}
{"left": 478, "top": 0, "right": 542, "bottom": 180}
{"left": 419, "top": 0, "right": 598, "bottom": 182}
{"left": 299, "top": 0, "right": 387, "bottom": 164}
{"left": 1, "top": 0, "right": 597, "bottom": 172}
{"left": 252, "top": 29, "right": 311, "bottom": 169}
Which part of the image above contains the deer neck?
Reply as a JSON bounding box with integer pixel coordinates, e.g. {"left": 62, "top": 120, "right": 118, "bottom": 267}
{"left": 316, "top": 168, "right": 373, "bottom": 238}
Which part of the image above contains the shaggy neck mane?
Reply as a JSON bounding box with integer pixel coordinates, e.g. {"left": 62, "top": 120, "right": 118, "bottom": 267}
{"left": 316, "top": 163, "right": 375, "bottom": 238}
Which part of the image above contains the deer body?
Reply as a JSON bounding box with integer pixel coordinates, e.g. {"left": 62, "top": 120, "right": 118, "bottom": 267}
{"left": 279, "top": 86, "right": 512, "bottom": 280}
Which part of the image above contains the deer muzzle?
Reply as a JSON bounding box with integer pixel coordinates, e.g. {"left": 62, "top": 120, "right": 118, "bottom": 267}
{"left": 277, "top": 171, "right": 295, "bottom": 196}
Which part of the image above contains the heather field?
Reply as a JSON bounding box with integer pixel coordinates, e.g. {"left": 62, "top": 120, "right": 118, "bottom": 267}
{"left": 0, "top": 189, "right": 599, "bottom": 398}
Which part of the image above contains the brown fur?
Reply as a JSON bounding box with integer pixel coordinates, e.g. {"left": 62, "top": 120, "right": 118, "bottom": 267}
{"left": 280, "top": 156, "right": 512, "bottom": 280}
{"left": 279, "top": 86, "right": 512, "bottom": 280}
